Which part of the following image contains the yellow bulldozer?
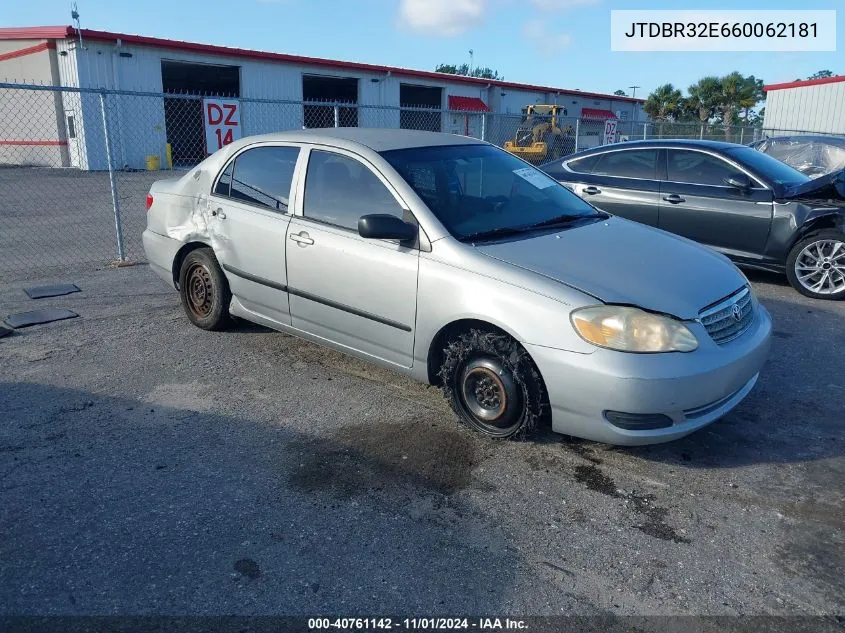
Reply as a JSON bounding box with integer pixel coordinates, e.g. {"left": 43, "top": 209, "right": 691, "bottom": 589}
{"left": 504, "top": 104, "right": 576, "bottom": 164}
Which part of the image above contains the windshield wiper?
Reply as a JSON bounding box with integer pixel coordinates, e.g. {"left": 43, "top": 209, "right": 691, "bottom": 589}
{"left": 527, "top": 213, "right": 602, "bottom": 229}
{"left": 458, "top": 225, "right": 535, "bottom": 243}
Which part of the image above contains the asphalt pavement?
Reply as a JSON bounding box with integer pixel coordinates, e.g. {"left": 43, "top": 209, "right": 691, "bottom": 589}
{"left": 0, "top": 265, "right": 843, "bottom": 623}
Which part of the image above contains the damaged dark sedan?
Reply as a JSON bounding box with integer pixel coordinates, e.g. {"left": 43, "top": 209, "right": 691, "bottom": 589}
{"left": 541, "top": 140, "right": 845, "bottom": 300}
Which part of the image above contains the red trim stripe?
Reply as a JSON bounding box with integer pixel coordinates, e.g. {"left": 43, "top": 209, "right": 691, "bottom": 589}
{"left": 0, "top": 140, "right": 67, "bottom": 146}
{"left": 0, "top": 41, "right": 54, "bottom": 63}
{"left": 0, "top": 26, "right": 73, "bottom": 39}
{"left": 764, "top": 75, "right": 845, "bottom": 92}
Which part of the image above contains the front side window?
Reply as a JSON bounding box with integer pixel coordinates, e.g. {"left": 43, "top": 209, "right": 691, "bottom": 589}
{"left": 592, "top": 149, "right": 658, "bottom": 179}
{"left": 303, "top": 150, "right": 403, "bottom": 230}
{"left": 216, "top": 146, "right": 299, "bottom": 212}
{"left": 381, "top": 144, "right": 604, "bottom": 241}
{"left": 725, "top": 146, "right": 809, "bottom": 188}
{"left": 667, "top": 150, "right": 744, "bottom": 187}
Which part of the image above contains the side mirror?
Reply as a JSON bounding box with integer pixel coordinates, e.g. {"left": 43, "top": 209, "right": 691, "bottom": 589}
{"left": 358, "top": 214, "right": 417, "bottom": 242}
{"left": 723, "top": 173, "right": 752, "bottom": 190}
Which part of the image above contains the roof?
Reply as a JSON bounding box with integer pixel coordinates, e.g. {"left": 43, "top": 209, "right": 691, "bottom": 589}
{"left": 764, "top": 75, "right": 845, "bottom": 92}
{"left": 0, "top": 25, "right": 645, "bottom": 104}
{"left": 547, "top": 139, "right": 746, "bottom": 162}
{"left": 231, "top": 128, "right": 485, "bottom": 153}
{"left": 447, "top": 96, "right": 490, "bottom": 112}
{"left": 581, "top": 108, "right": 617, "bottom": 120}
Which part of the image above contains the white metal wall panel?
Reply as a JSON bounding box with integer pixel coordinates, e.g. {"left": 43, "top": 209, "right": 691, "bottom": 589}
{"left": 40, "top": 37, "right": 650, "bottom": 169}
{"left": 764, "top": 82, "right": 845, "bottom": 135}
{"left": 0, "top": 40, "right": 69, "bottom": 167}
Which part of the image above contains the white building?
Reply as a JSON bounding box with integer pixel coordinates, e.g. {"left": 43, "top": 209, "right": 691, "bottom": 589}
{"left": 0, "top": 25, "right": 646, "bottom": 170}
{"left": 763, "top": 75, "right": 845, "bottom": 136}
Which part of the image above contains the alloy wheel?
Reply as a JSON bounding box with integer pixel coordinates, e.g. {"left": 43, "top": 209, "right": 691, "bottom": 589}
{"left": 794, "top": 239, "right": 845, "bottom": 295}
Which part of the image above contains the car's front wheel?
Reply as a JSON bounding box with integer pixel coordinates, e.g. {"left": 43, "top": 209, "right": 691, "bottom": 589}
{"left": 439, "top": 329, "right": 546, "bottom": 440}
{"left": 178, "top": 248, "right": 233, "bottom": 330}
{"left": 786, "top": 230, "right": 845, "bottom": 300}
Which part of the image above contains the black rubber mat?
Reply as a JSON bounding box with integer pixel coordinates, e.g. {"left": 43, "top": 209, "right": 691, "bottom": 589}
{"left": 0, "top": 325, "right": 11, "bottom": 338}
{"left": 4, "top": 309, "right": 79, "bottom": 329}
{"left": 23, "top": 283, "right": 81, "bottom": 299}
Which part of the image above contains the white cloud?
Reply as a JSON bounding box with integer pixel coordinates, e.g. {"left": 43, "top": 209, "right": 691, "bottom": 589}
{"left": 522, "top": 19, "right": 572, "bottom": 53}
{"left": 529, "top": 0, "right": 600, "bottom": 11}
{"left": 398, "top": 0, "right": 487, "bottom": 37}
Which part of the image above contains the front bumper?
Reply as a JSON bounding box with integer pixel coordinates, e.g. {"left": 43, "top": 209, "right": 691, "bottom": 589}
{"left": 524, "top": 304, "right": 772, "bottom": 445}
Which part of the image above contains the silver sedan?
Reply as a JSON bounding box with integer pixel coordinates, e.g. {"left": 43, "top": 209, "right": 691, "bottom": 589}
{"left": 142, "top": 129, "right": 772, "bottom": 445}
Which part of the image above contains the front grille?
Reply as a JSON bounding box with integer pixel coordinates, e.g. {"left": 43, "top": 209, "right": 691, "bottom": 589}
{"left": 699, "top": 287, "right": 754, "bottom": 345}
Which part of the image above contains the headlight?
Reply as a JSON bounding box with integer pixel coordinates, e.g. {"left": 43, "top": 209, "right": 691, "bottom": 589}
{"left": 570, "top": 306, "right": 698, "bottom": 353}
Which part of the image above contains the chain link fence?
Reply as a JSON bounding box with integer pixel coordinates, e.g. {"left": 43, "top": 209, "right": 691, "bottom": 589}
{"left": 1, "top": 81, "right": 827, "bottom": 284}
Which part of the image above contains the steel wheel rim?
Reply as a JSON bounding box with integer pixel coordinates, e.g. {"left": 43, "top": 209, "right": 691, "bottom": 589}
{"left": 795, "top": 239, "right": 845, "bottom": 295}
{"left": 185, "top": 262, "right": 214, "bottom": 318}
{"left": 460, "top": 359, "right": 521, "bottom": 431}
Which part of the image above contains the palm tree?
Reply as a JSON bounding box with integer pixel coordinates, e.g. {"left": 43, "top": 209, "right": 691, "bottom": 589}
{"left": 686, "top": 76, "right": 721, "bottom": 137}
{"left": 643, "top": 83, "right": 682, "bottom": 137}
{"left": 741, "top": 75, "right": 765, "bottom": 123}
{"left": 718, "top": 72, "right": 757, "bottom": 141}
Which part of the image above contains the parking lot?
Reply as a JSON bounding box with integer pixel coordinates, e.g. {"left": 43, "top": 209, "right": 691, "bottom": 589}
{"left": 1, "top": 261, "right": 843, "bottom": 623}
{"left": 0, "top": 167, "right": 161, "bottom": 283}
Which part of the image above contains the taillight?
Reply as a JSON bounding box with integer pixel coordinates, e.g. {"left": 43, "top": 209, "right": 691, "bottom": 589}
{"left": 145, "top": 193, "right": 154, "bottom": 210}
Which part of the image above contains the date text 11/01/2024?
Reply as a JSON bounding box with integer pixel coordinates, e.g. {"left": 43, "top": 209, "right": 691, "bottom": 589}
{"left": 308, "top": 618, "right": 528, "bottom": 630}
{"left": 623, "top": 22, "right": 818, "bottom": 38}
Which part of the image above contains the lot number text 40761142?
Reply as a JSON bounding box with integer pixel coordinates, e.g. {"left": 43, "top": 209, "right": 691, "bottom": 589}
{"left": 307, "top": 617, "right": 528, "bottom": 630}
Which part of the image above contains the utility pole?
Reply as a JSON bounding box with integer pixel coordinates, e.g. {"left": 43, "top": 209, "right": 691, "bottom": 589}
{"left": 469, "top": 49, "right": 474, "bottom": 75}
{"left": 628, "top": 85, "right": 641, "bottom": 123}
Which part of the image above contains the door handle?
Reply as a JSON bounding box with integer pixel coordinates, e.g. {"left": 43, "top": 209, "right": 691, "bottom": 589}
{"left": 582, "top": 186, "right": 601, "bottom": 195}
{"left": 662, "top": 194, "right": 686, "bottom": 204}
{"left": 211, "top": 207, "right": 226, "bottom": 219}
{"left": 289, "top": 232, "right": 314, "bottom": 246}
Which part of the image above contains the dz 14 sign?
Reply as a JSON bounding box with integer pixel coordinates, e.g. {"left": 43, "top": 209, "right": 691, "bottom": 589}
{"left": 203, "top": 98, "right": 241, "bottom": 154}
{"left": 603, "top": 118, "right": 618, "bottom": 145}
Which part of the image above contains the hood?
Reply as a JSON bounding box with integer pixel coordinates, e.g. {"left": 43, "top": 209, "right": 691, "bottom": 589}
{"left": 783, "top": 168, "right": 845, "bottom": 200}
{"left": 476, "top": 217, "right": 746, "bottom": 320}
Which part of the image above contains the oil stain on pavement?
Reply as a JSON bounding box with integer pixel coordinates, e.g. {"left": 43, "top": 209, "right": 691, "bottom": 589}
{"left": 288, "top": 419, "right": 483, "bottom": 500}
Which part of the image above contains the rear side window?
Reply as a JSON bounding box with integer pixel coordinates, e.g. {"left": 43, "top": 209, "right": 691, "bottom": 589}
{"left": 667, "top": 150, "right": 743, "bottom": 187}
{"left": 303, "top": 150, "right": 403, "bottom": 230}
{"left": 565, "top": 154, "right": 601, "bottom": 174}
{"left": 592, "top": 150, "right": 658, "bottom": 179}
{"left": 216, "top": 146, "right": 300, "bottom": 212}
{"left": 214, "top": 162, "right": 233, "bottom": 197}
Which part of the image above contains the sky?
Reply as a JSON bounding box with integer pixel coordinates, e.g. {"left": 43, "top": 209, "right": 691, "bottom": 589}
{"left": 3, "top": 0, "right": 842, "bottom": 99}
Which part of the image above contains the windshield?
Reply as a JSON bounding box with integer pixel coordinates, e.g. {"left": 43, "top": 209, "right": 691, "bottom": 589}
{"left": 725, "top": 146, "right": 811, "bottom": 188}
{"left": 380, "top": 144, "right": 604, "bottom": 241}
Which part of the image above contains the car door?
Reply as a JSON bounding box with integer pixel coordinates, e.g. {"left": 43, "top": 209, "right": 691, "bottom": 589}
{"left": 208, "top": 145, "right": 301, "bottom": 325}
{"left": 566, "top": 148, "right": 661, "bottom": 226}
{"left": 285, "top": 147, "right": 420, "bottom": 368}
{"left": 658, "top": 149, "right": 773, "bottom": 258}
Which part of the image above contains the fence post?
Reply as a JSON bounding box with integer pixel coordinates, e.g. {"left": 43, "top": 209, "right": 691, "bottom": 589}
{"left": 643, "top": 123, "right": 648, "bottom": 140}
{"left": 700, "top": 124, "right": 704, "bottom": 140}
{"left": 574, "top": 119, "right": 580, "bottom": 153}
{"left": 740, "top": 127, "right": 744, "bottom": 144}
{"left": 333, "top": 105, "right": 340, "bottom": 128}
{"left": 99, "top": 91, "right": 126, "bottom": 262}
{"left": 481, "top": 113, "right": 487, "bottom": 141}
